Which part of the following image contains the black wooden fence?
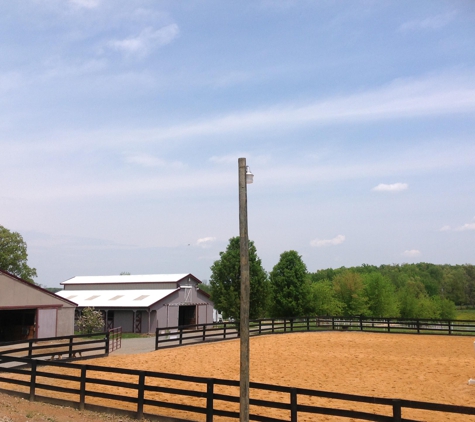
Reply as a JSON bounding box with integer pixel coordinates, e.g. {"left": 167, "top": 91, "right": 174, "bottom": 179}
{"left": 0, "top": 331, "right": 113, "bottom": 364}
{"left": 155, "top": 316, "right": 475, "bottom": 349}
{"left": 1, "top": 355, "right": 475, "bottom": 421}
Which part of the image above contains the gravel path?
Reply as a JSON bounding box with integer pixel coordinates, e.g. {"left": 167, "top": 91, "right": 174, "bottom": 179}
{"left": 110, "top": 336, "right": 157, "bottom": 355}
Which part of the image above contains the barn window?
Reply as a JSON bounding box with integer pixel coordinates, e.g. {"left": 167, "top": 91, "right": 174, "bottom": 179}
{"left": 110, "top": 295, "right": 123, "bottom": 301}
{"left": 134, "top": 295, "right": 149, "bottom": 301}
{"left": 86, "top": 295, "right": 99, "bottom": 301}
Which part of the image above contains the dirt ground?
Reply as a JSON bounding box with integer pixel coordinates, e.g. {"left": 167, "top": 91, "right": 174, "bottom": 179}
{"left": 2, "top": 331, "right": 475, "bottom": 421}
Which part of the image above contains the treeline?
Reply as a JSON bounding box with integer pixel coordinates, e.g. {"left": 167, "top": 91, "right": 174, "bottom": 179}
{"left": 209, "top": 238, "right": 475, "bottom": 321}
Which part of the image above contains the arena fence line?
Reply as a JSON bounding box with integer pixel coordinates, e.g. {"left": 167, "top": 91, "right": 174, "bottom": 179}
{"left": 1, "top": 355, "right": 475, "bottom": 421}
{"left": 155, "top": 316, "right": 475, "bottom": 349}
{"left": 0, "top": 328, "right": 122, "bottom": 365}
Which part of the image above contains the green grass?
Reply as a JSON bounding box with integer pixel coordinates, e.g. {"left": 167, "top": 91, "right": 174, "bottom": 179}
{"left": 455, "top": 309, "right": 475, "bottom": 320}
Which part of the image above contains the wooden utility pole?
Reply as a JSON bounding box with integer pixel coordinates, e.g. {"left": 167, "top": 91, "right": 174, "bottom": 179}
{"left": 238, "top": 157, "right": 250, "bottom": 422}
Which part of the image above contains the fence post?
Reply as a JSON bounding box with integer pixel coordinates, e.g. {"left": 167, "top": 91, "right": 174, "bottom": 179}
{"left": 290, "top": 387, "right": 298, "bottom": 422}
{"left": 332, "top": 317, "right": 335, "bottom": 331}
{"left": 272, "top": 319, "right": 275, "bottom": 334}
{"left": 290, "top": 318, "right": 294, "bottom": 332}
{"left": 206, "top": 378, "right": 214, "bottom": 422}
{"left": 359, "top": 316, "right": 363, "bottom": 331}
{"left": 392, "top": 399, "right": 402, "bottom": 422}
{"left": 259, "top": 320, "right": 262, "bottom": 335}
{"left": 29, "top": 360, "right": 37, "bottom": 402}
{"left": 307, "top": 317, "right": 310, "bottom": 331}
{"left": 155, "top": 327, "right": 159, "bottom": 350}
{"left": 387, "top": 319, "right": 391, "bottom": 333}
{"left": 448, "top": 320, "right": 452, "bottom": 335}
{"left": 179, "top": 327, "right": 183, "bottom": 345}
{"left": 28, "top": 340, "right": 33, "bottom": 358}
{"left": 105, "top": 331, "right": 110, "bottom": 356}
{"left": 416, "top": 320, "right": 420, "bottom": 334}
{"left": 68, "top": 337, "right": 74, "bottom": 358}
{"left": 223, "top": 322, "right": 227, "bottom": 340}
{"left": 284, "top": 319, "right": 287, "bottom": 333}
{"left": 202, "top": 324, "right": 206, "bottom": 342}
{"left": 79, "top": 365, "right": 87, "bottom": 410}
{"left": 137, "top": 371, "right": 145, "bottom": 419}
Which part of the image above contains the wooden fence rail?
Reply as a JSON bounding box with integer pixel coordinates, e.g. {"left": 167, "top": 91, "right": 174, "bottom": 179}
{"left": 155, "top": 316, "right": 475, "bottom": 349}
{"left": 0, "top": 329, "right": 121, "bottom": 364}
{"left": 1, "top": 355, "right": 475, "bottom": 421}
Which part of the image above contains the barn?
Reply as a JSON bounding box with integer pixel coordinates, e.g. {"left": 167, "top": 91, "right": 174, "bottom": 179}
{"left": 56, "top": 273, "right": 214, "bottom": 333}
{"left": 0, "top": 270, "right": 77, "bottom": 342}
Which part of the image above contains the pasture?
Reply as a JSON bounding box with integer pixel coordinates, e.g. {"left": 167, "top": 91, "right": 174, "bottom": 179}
{"left": 2, "top": 331, "right": 475, "bottom": 421}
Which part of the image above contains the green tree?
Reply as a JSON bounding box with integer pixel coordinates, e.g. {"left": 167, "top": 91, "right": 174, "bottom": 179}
{"left": 0, "top": 225, "right": 37, "bottom": 282}
{"left": 77, "top": 307, "right": 105, "bottom": 335}
{"left": 210, "top": 237, "right": 269, "bottom": 320}
{"left": 270, "top": 250, "right": 310, "bottom": 318}
{"left": 332, "top": 271, "right": 369, "bottom": 316}
{"left": 308, "top": 280, "right": 343, "bottom": 316}
{"left": 363, "top": 273, "right": 399, "bottom": 317}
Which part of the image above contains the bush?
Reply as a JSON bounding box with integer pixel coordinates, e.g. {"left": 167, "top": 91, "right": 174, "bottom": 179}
{"left": 77, "top": 307, "right": 105, "bottom": 335}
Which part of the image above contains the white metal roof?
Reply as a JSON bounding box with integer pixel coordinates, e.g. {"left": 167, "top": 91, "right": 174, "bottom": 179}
{"left": 55, "top": 289, "right": 179, "bottom": 308}
{"left": 61, "top": 274, "right": 191, "bottom": 285}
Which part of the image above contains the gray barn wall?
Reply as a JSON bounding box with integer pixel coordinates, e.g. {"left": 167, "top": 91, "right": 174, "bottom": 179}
{"left": 56, "top": 307, "right": 76, "bottom": 336}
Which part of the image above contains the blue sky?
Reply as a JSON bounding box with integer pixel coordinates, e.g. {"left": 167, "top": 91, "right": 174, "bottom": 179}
{"left": 1, "top": 0, "right": 474, "bottom": 287}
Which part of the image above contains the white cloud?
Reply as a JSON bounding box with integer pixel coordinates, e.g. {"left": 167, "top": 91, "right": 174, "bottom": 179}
{"left": 310, "top": 235, "right": 345, "bottom": 248}
{"left": 124, "top": 153, "right": 185, "bottom": 169}
{"left": 372, "top": 183, "right": 408, "bottom": 192}
{"left": 402, "top": 249, "right": 421, "bottom": 257}
{"left": 107, "top": 25, "right": 179, "bottom": 57}
{"left": 456, "top": 219, "right": 475, "bottom": 231}
{"left": 69, "top": 0, "right": 100, "bottom": 8}
{"left": 399, "top": 11, "right": 457, "bottom": 32}
{"left": 196, "top": 237, "right": 217, "bottom": 248}
{"left": 440, "top": 218, "right": 475, "bottom": 232}
{"left": 115, "top": 71, "right": 475, "bottom": 142}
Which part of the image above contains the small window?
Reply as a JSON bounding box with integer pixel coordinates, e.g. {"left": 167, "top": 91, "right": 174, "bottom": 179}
{"left": 110, "top": 295, "right": 124, "bottom": 301}
{"left": 86, "top": 295, "right": 99, "bottom": 301}
{"left": 67, "top": 295, "right": 77, "bottom": 300}
{"left": 134, "top": 295, "right": 149, "bottom": 301}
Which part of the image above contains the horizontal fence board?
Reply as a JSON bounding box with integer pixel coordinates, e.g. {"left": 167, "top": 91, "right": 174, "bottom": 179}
{"left": 144, "top": 384, "right": 206, "bottom": 398}
{"left": 142, "top": 397, "right": 207, "bottom": 414}
{"left": 86, "top": 389, "right": 138, "bottom": 404}
{"left": 35, "top": 382, "right": 80, "bottom": 396}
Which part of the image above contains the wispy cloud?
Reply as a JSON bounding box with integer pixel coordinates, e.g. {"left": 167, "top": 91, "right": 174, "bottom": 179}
{"left": 402, "top": 249, "right": 421, "bottom": 257}
{"left": 398, "top": 11, "right": 457, "bottom": 32}
{"left": 124, "top": 153, "right": 184, "bottom": 169}
{"left": 310, "top": 235, "right": 345, "bottom": 248}
{"left": 456, "top": 217, "right": 475, "bottom": 231}
{"left": 196, "top": 237, "right": 217, "bottom": 248}
{"left": 69, "top": 0, "right": 101, "bottom": 9}
{"left": 123, "top": 71, "right": 475, "bottom": 142}
{"left": 107, "top": 25, "right": 179, "bottom": 57}
{"left": 372, "top": 183, "right": 408, "bottom": 192}
{"left": 439, "top": 217, "right": 475, "bottom": 232}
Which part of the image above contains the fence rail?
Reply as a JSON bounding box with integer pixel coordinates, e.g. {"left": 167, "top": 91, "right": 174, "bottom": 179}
{"left": 0, "top": 329, "right": 121, "bottom": 365}
{"left": 1, "top": 354, "right": 475, "bottom": 421}
{"left": 155, "top": 316, "right": 475, "bottom": 349}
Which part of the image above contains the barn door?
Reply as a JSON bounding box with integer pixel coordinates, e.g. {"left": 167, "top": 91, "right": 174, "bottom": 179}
{"left": 37, "top": 308, "right": 57, "bottom": 339}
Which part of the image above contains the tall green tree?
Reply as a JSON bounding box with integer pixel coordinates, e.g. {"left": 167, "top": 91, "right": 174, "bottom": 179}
{"left": 210, "top": 237, "right": 269, "bottom": 320}
{"left": 270, "top": 250, "right": 310, "bottom": 318}
{"left": 363, "top": 273, "right": 399, "bottom": 317}
{"left": 0, "top": 225, "right": 37, "bottom": 282}
{"left": 332, "top": 271, "right": 369, "bottom": 316}
{"left": 308, "top": 280, "right": 343, "bottom": 316}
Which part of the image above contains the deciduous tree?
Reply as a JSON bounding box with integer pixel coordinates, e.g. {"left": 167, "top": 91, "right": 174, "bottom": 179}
{"left": 270, "top": 250, "right": 311, "bottom": 318}
{"left": 0, "top": 225, "right": 37, "bottom": 282}
{"left": 210, "top": 237, "right": 269, "bottom": 320}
